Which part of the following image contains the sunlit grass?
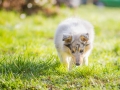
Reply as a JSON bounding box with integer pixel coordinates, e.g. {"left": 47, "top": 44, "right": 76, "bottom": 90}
{"left": 0, "top": 5, "right": 120, "bottom": 89}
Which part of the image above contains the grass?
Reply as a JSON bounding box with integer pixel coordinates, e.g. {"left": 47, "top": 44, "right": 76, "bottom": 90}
{"left": 0, "top": 5, "right": 120, "bottom": 89}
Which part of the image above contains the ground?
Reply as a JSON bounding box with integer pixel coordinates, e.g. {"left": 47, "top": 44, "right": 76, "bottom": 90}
{"left": 0, "top": 5, "right": 120, "bottom": 90}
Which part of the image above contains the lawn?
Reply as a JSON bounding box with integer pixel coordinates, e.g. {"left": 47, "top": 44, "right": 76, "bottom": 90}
{"left": 0, "top": 5, "right": 120, "bottom": 90}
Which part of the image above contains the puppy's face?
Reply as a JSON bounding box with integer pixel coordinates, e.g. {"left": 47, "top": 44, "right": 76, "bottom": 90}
{"left": 63, "top": 33, "right": 89, "bottom": 66}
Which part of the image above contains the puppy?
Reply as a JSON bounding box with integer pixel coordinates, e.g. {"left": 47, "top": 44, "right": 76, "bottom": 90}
{"left": 54, "top": 18, "right": 94, "bottom": 70}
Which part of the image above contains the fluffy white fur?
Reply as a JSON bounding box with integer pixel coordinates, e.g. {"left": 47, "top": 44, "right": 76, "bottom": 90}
{"left": 54, "top": 17, "right": 94, "bottom": 70}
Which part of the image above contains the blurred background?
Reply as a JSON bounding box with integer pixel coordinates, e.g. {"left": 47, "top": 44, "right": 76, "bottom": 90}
{"left": 0, "top": 0, "right": 120, "bottom": 15}
{"left": 0, "top": 0, "right": 120, "bottom": 55}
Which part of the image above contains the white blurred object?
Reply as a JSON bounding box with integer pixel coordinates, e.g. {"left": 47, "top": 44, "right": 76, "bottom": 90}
{"left": 20, "top": 13, "right": 26, "bottom": 19}
{"left": 69, "top": 0, "right": 81, "bottom": 7}
{"left": 27, "top": 3, "right": 32, "bottom": 8}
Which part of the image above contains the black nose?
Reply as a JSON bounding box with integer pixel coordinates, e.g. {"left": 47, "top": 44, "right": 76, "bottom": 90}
{"left": 76, "top": 63, "right": 80, "bottom": 66}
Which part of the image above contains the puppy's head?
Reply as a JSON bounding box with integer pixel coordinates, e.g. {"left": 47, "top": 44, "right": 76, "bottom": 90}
{"left": 63, "top": 33, "right": 89, "bottom": 66}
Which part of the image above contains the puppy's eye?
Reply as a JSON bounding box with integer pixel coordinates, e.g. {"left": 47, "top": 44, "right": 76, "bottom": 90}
{"left": 81, "top": 43, "right": 85, "bottom": 46}
{"left": 72, "top": 51, "right": 75, "bottom": 53}
{"left": 80, "top": 50, "right": 83, "bottom": 53}
{"left": 65, "top": 44, "right": 71, "bottom": 48}
{"left": 86, "top": 43, "right": 89, "bottom": 46}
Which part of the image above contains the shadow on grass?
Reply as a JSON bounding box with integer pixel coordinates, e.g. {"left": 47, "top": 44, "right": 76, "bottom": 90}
{"left": 0, "top": 53, "right": 120, "bottom": 78}
{"left": 0, "top": 55, "right": 64, "bottom": 79}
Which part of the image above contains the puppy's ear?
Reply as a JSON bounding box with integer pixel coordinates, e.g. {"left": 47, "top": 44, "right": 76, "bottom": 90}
{"left": 80, "top": 33, "right": 89, "bottom": 42}
{"left": 63, "top": 33, "right": 72, "bottom": 43}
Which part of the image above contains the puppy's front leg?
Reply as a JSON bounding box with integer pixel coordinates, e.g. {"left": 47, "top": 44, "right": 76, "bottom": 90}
{"left": 67, "top": 57, "right": 75, "bottom": 71}
{"left": 84, "top": 57, "right": 88, "bottom": 66}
